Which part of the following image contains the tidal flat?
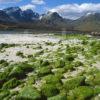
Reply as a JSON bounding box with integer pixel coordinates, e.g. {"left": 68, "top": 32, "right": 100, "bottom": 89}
{"left": 0, "top": 32, "right": 100, "bottom": 100}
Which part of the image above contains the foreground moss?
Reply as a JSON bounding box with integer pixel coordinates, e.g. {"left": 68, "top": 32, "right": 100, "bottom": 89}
{"left": 16, "top": 86, "right": 41, "bottom": 100}
{"left": 67, "top": 86, "right": 94, "bottom": 100}
{"left": 0, "top": 34, "right": 100, "bottom": 99}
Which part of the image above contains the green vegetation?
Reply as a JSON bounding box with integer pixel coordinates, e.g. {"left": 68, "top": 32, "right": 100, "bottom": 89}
{"left": 0, "top": 34, "right": 100, "bottom": 99}
{"left": 42, "top": 74, "right": 61, "bottom": 84}
{"left": 0, "top": 59, "right": 9, "bottom": 67}
{"left": 16, "top": 51, "right": 25, "bottom": 58}
{"left": 63, "top": 76, "right": 85, "bottom": 92}
{"left": 2, "top": 78, "right": 20, "bottom": 89}
{"left": 0, "top": 43, "right": 16, "bottom": 50}
{"left": 9, "top": 62, "right": 34, "bottom": 79}
{"left": 16, "top": 86, "right": 41, "bottom": 100}
{"left": 41, "top": 84, "right": 59, "bottom": 97}
{"left": 48, "top": 94, "right": 67, "bottom": 100}
{"left": 85, "top": 71, "right": 100, "bottom": 86}
{"left": 67, "top": 86, "right": 94, "bottom": 100}
{"left": 0, "top": 90, "right": 10, "bottom": 99}
{"left": 37, "top": 67, "right": 51, "bottom": 77}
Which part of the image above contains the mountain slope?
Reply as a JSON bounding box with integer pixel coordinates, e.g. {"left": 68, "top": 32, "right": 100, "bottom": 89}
{"left": 0, "top": 10, "right": 12, "bottom": 22}
{"left": 0, "top": 7, "right": 100, "bottom": 31}
{"left": 40, "top": 12, "right": 73, "bottom": 30}
{"left": 3, "top": 7, "right": 39, "bottom": 23}
{"left": 74, "top": 13, "right": 100, "bottom": 32}
{"left": 2, "top": 7, "right": 72, "bottom": 30}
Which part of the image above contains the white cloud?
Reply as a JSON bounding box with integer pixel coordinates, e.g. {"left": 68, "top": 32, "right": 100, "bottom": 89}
{"left": 31, "top": 0, "right": 45, "bottom": 5}
{"left": 49, "top": 3, "right": 100, "bottom": 19}
{"left": 21, "top": 4, "right": 36, "bottom": 11}
{"left": 20, "top": 0, "right": 45, "bottom": 11}
{"left": 0, "top": 0, "right": 21, "bottom": 3}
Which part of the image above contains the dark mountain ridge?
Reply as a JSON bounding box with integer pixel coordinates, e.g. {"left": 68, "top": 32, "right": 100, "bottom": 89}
{"left": 0, "top": 7, "right": 100, "bottom": 32}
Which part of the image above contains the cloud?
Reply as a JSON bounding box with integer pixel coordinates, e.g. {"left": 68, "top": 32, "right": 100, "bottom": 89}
{"left": 0, "top": 0, "right": 21, "bottom": 3}
{"left": 21, "top": 4, "right": 36, "bottom": 11}
{"left": 49, "top": 3, "right": 100, "bottom": 19}
{"left": 21, "top": 0, "right": 45, "bottom": 11}
{"left": 31, "top": 0, "right": 45, "bottom": 5}
{"left": 20, "top": 0, "right": 45, "bottom": 11}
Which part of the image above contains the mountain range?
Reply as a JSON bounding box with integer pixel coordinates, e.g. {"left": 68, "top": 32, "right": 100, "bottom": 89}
{"left": 0, "top": 7, "right": 100, "bottom": 32}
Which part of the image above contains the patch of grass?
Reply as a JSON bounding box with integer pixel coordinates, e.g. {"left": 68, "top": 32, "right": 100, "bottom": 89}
{"left": 16, "top": 85, "right": 41, "bottom": 100}
{"left": 26, "top": 75, "right": 36, "bottom": 85}
{"left": 16, "top": 51, "right": 25, "bottom": 58}
{"left": 45, "top": 42, "right": 55, "bottom": 46}
{"left": 42, "top": 74, "right": 62, "bottom": 84}
{"left": 27, "top": 54, "right": 33, "bottom": 58}
{"left": 73, "top": 61, "right": 84, "bottom": 67}
{"left": 64, "top": 54, "right": 77, "bottom": 62}
{"left": 54, "top": 59, "right": 65, "bottom": 68}
{"left": 48, "top": 94, "right": 67, "bottom": 100}
{"left": 37, "top": 67, "right": 51, "bottom": 77}
{"left": 85, "top": 72, "right": 100, "bottom": 86}
{"left": 54, "top": 34, "right": 89, "bottom": 40}
{"left": 94, "top": 86, "right": 100, "bottom": 96}
{"left": 41, "top": 60, "right": 50, "bottom": 66}
{"left": 0, "top": 43, "right": 16, "bottom": 50}
{"left": 67, "top": 86, "right": 94, "bottom": 100}
{"left": 34, "top": 50, "right": 44, "bottom": 56}
{"left": 0, "top": 59, "right": 9, "bottom": 67}
{"left": 63, "top": 76, "right": 85, "bottom": 92}
{"left": 0, "top": 66, "right": 13, "bottom": 87}
{"left": 41, "top": 84, "right": 59, "bottom": 97}
{"left": 0, "top": 89, "right": 10, "bottom": 99}
{"left": 2, "top": 78, "right": 20, "bottom": 89}
{"left": 9, "top": 62, "right": 34, "bottom": 79}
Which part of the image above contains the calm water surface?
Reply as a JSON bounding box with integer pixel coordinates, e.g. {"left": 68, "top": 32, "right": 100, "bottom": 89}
{"left": 0, "top": 30, "right": 60, "bottom": 44}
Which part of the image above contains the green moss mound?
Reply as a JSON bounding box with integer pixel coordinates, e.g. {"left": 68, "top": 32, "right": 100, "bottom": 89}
{"left": 67, "top": 86, "right": 94, "bottom": 100}
{"left": 2, "top": 78, "right": 20, "bottom": 89}
{"left": 37, "top": 67, "right": 51, "bottom": 77}
{"left": 48, "top": 94, "right": 67, "bottom": 100}
{"left": 54, "top": 59, "right": 65, "bottom": 68}
{"left": 16, "top": 86, "right": 41, "bottom": 100}
{"left": 41, "top": 60, "right": 50, "bottom": 66}
{"left": 85, "top": 71, "right": 100, "bottom": 86}
{"left": 94, "top": 86, "right": 100, "bottom": 96}
{"left": 63, "top": 76, "right": 85, "bottom": 91}
{"left": 42, "top": 74, "right": 61, "bottom": 84}
{"left": 0, "top": 89, "right": 10, "bottom": 99}
{"left": 41, "top": 84, "right": 59, "bottom": 97}
{"left": 9, "top": 63, "right": 34, "bottom": 79}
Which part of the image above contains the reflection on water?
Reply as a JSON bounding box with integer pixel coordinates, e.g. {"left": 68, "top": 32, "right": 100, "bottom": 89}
{"left": 0, "top": 30, "right": 59, "bottom": 44}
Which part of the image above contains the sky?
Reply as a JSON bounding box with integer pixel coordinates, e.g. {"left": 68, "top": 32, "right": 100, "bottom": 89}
{"left": 0, "top": 0, "right": 100, "bottom": 19}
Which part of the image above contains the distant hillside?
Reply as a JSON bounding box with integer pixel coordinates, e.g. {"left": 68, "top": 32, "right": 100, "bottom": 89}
{"left": 74, "top": 13, "right": 100, "bottom": 32}
{"left": 0, "top": 7, "right": 100, "bottom": 32}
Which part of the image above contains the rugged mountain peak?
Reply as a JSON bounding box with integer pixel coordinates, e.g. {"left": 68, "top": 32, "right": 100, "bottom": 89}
{"left": 23, "top": 9, "right": 33, "bottom": 14}
{"left": 49, "top": 12, "right": 60, "bottom": 16}
{"left": 3, "top": 7, "right": 21, "bottom": 13}
{"left": 47, "top": 11, "right": 62, "bottom": 18}
{"left": 23, "top": 9, "right": 39, "bottom": 19}
{"left": 2, "top": 7, "right": 40, "bottom": 22}
{"left": 41, "top": 11, "right": 63, "bottom": 21}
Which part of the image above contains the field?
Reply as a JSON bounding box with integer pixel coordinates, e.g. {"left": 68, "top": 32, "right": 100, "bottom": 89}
{"left": 0, "top": 33, "right": 100, "bottom": 100}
